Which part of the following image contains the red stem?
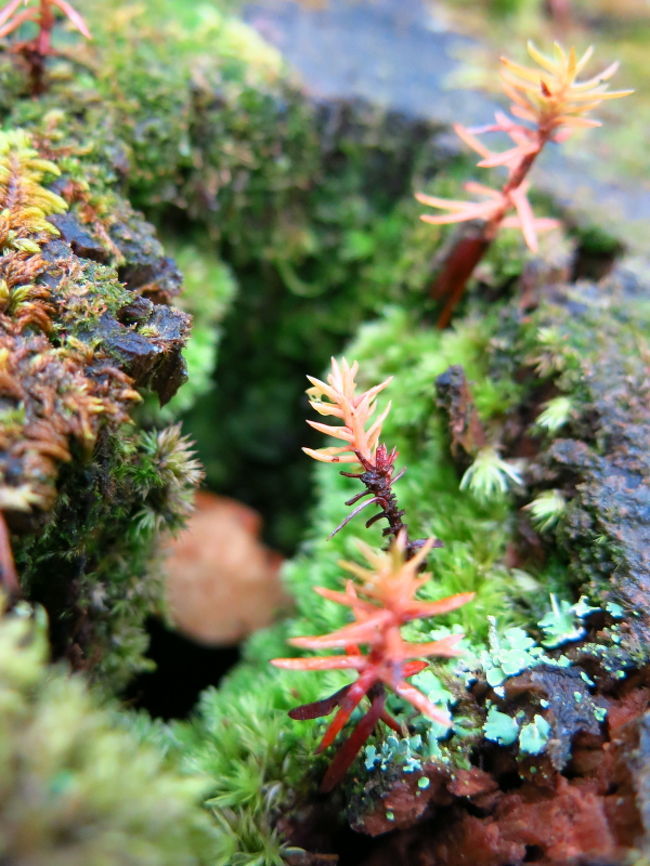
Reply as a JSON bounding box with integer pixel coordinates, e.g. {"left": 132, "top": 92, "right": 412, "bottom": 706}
{"left": 433, "top": 233, "right": 492, "bottom": 329}
{"left": 36, "top": 0, "right": 53, "bottom": 56}
{"left": 320, "top": 688, "right": 386, "bottom": 793}
{"left": 432, "top": 127, "right": 550, "bottom": 328}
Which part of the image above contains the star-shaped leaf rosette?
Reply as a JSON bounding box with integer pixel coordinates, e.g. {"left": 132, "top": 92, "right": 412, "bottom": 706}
{"left": 302, "top": 355, "right": 392, "bottom": 468}
{"left": 416, "top": 41, "right": 632, "bottom": 328}
{"left": 301, "top": 357, "right": 419, "bottom": 548}
{"left": 272, "top": 532, "right": 474, "bottom": 791}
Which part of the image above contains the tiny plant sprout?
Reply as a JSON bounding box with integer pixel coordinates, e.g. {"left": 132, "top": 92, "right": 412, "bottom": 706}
{"left": 302, "top": 357, "right": 425, "bottom": 552}
{"left": 534, "top": 396, "right": 572, "bottom": 434}
{"left": 302, "top": 356, "right": 392, "bottom": 467}
{"left": 524, "top": 489, "right": 566, "bottom": 532}
{"left": 459, "top": 446, "right": 524, "bottom": 502}
{"left": 278, "top": 358, "right": 475, "bottom": 790}
{"left": 272, "top": 531, "right": 474, "bottom": 791}
{"left": 416, "top": 41, "right": 632, "bottom": 328}
{"left": 527, "top": 326, "right": 570, "bottom": 376}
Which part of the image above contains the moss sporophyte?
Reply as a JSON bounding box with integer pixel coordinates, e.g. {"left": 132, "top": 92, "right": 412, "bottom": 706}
{"left": 273, "top": 359, "right": 474, "bottom": 790}
{"left": 416, "top": 41, "right": 632, "bottom": 328}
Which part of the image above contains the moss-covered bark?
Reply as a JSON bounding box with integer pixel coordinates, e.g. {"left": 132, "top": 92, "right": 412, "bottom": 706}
{"left": 179, "top": 260, "right": 650, "bottom": 864}
{"left": 1, "top": 2, "right": 648, "bottom": 864}
{"left": 0, "top": 68, "right": 200, "bottom": 688}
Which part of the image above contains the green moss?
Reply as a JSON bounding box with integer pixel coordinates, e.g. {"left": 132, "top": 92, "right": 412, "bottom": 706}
{"left": 15, "top": 425, "right": 201, "bottom": 691}
{"left": 53, "top": 258, "right": 134, "bottom": 336}
{"left": 172, "top": 666, "right": 337, "bottom": 866}
{"left": 75, "top": 0, "right": 308, "bottom": 223}
{"left": 0, "top": 597, "right": 220, "bottom": 866}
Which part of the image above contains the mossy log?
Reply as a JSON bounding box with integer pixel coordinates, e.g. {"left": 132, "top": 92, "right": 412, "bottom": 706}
{"left": 0, "top": 100, "right": 197, "bottom": 690}
{"left": 334, "top": 266, "right": 650, "bottom": 863}
{"left": 0, "top": 3, "right": 648, "bottom": 865}
{"left": 183, "top": 262, "right": 650, "bottom": 866}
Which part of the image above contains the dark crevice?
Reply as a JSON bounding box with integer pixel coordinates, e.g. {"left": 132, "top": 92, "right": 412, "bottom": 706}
{"left": 122, "top": 617, "right": 239, "bottom": 720}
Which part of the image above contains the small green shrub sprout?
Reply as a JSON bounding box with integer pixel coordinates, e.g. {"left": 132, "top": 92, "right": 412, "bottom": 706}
{"left": 416, "top": 41, "right": 631, "bottom": 327}
{"left": 524, "top": 489, "right": 566, "bottom": 531}
{"left": 534, "top": 395, "right": 572, "bottom": 433}
{"left": 459, "top": 446, "right": 524, "bottom": 502}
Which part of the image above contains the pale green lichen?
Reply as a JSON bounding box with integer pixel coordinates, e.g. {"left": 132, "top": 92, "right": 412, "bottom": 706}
{"left": 364, "top": 733, "right": 445, "bottom": 774}
{"left": 605, "top": 601, "right": 625, "bottom": 620}
{"left": 518, "top": 714, "right": 551, "bottom": 755}
{"left": 538, "top": 594, "right": 599, "bottom": 649}
{"left": 483, "top": 705, "right": 520, "bottom": 746}
{"left": 480, "top": 619, "right": 570, "bottom": 691}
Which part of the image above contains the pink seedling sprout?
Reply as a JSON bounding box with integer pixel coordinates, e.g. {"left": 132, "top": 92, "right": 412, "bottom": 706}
{"left": 417, "top": 42, "right": 632, "bottom": 328}
{"left": 272, "top": 532, "right": 474, "bottom": 791}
